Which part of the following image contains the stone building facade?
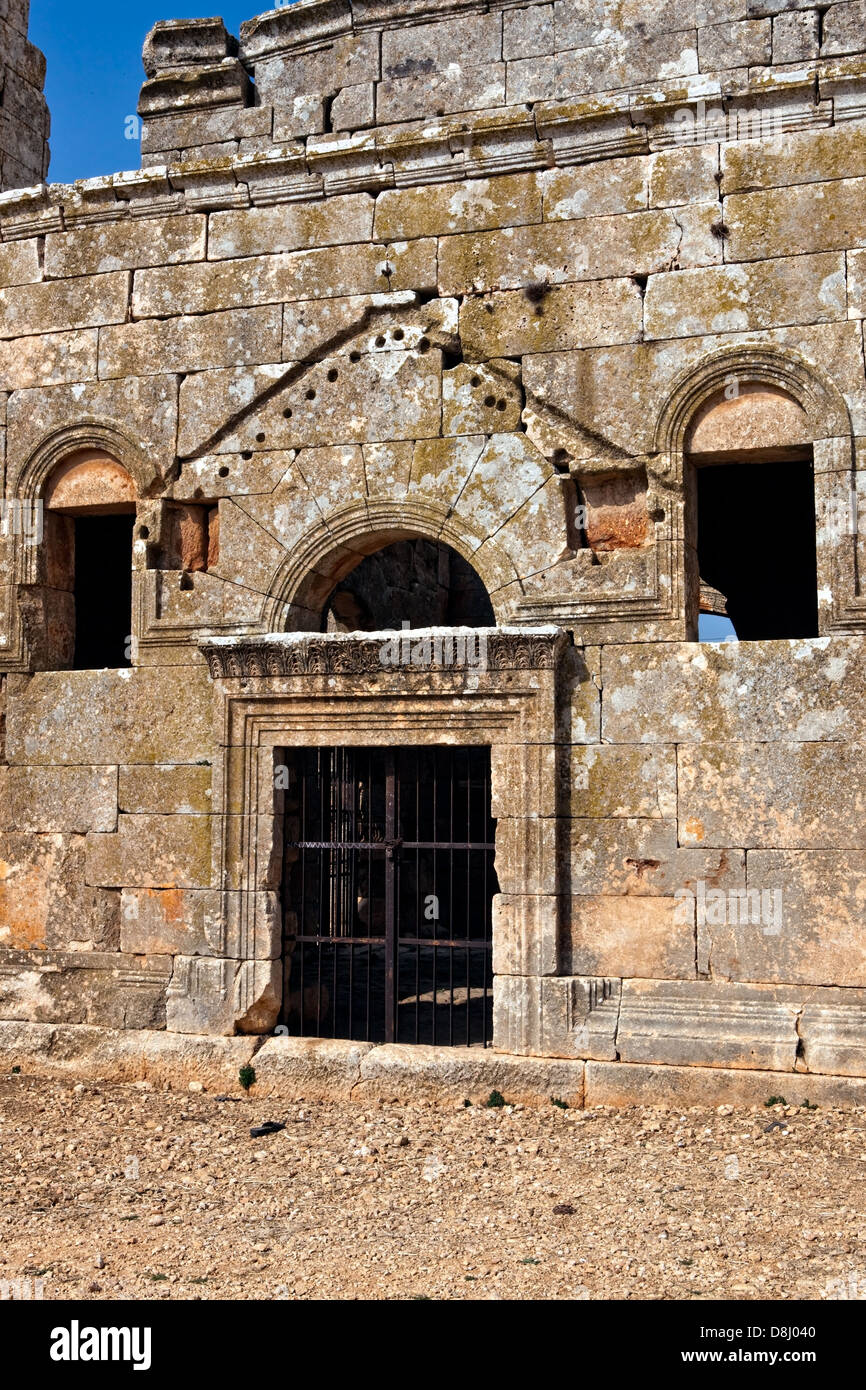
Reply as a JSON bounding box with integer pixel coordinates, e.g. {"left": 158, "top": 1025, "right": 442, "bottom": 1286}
{"left": 0, "top": 0, "right": 865, "bottom": 1100}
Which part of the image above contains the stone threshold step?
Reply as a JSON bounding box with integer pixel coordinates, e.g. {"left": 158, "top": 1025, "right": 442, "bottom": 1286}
{"left": 2, "top": 1023, "right": 866, "bottom": 1108}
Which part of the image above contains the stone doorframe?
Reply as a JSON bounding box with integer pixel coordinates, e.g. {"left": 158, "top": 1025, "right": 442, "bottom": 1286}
{"left": 169, "top": 626, "right": 570, "bottom": 1037}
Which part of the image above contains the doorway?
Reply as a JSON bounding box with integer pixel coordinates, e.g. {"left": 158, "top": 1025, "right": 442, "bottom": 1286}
{"left": 280, "top": 745, "right": 498, "bottom": 1046}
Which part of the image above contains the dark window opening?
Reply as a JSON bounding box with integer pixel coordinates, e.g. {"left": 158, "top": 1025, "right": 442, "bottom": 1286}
{"left": 280, "top": 745, "right": 498, "bottom": 1046}
{"left": 73, "top": 514, "right": 135, "bottom": 670}
{"left": 696, "top": 456, "right": 819, "bottom": 640}
{"left": 323, "top": 538, "right": 494, "bottom": 631}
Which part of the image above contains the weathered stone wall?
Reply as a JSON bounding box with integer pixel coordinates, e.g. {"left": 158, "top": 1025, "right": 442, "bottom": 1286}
{"left": 0, "top": 0, "right": 863, "bottom": 1092}
{"left": 0, "top": 0, "right": 49, "bottom": 190}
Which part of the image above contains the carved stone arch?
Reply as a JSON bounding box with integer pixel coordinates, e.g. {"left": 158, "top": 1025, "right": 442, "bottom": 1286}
{"left": 14, "top": 420, "right": 162, "bottom": 586}
{"left": 261, "top": 498, "right": 518, "bottom": 632}
{"left": 654, "top": 345, "right": 861, "bottom": 635}
{"left": 654, "top": 344, "right": 854, "bottom": 479}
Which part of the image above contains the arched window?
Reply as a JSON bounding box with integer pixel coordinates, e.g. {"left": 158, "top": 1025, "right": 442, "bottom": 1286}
{"left": 686, "top": 384, "right": 819, "bottom": 641}
{"left": 322, "top": 538, "right": 495, "bottom": 632}
{"left": 40, "top": 450, "right": 137, "bottom": 669}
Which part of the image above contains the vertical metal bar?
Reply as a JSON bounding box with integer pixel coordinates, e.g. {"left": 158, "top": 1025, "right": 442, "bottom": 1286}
{"left": 384, "top": 747, "right": 396, "bottom": 1045}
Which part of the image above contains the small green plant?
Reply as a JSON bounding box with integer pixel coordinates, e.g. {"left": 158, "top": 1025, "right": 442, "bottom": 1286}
{"left": 765, "top": 1095, "right": 787, "bottom": 1107}
{"left": 239, "top": 1064, "right": 257, "bottom": 1092}
{"left": 190, "top": 1276, "right": 209, "bottom": 1285}
{"left": 551, "top": 1096, "right": 568, "bottom": 1110}
{"left": 485, "top": 1089, "right": 506, "bottom": 1108}
{"left": 148, "top": 1273, "right": 168, "bottom": 1282}
{"left": 521, "top": 1257, "right": 541, "bottom": 1266}
{"left": 11, "top": 1066, "right": 20, "bottom": 1075}
{"left": 801, "top": 1098, "right": 818, "bottom": 1110}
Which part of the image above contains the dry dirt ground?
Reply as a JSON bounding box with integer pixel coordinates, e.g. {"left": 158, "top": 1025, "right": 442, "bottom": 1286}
{"left": 1, "top": 1074, "right": 864, "bottom": 1301}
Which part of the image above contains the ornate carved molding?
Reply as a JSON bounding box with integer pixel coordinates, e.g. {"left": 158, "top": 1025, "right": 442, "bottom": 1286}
{"left": 198, "top": 627, "right": 567, "bottom": 679}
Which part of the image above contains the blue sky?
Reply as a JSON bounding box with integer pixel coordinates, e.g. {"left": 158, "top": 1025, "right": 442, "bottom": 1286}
{"left": 31, "top": 1, "right": 263, "bottom": 183}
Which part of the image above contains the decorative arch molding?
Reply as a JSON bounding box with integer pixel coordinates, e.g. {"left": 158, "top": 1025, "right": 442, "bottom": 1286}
{"left": 14, "top": 420, "right": 161, "bottom": 587}
{"left": 654, "top": 345, "right": 854, "bottom": 474}
{"left": 655, "top": 344, "right": 863, "bottom": 635}
{"left": 261, "top": 497, "right": 519, "bottom": 633}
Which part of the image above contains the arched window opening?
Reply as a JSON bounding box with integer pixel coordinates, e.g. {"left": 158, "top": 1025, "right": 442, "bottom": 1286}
{"left": 40, "top": 450, "right": 137, "bottom": 670}
{"left": 322, "top": 538, "right": 495, "bottom": 632}
{"left": 687, "top": 384, "right": 819, "bottom": 641}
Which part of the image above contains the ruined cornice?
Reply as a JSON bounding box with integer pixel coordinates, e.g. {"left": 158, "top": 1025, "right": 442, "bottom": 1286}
{"left": 1, "top": 61, "right": 861, "bottom": 243}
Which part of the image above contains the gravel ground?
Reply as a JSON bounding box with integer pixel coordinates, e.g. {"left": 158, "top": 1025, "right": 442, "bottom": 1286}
{"left": 1, "top": 1074, "right": 864, "bottom": 1301}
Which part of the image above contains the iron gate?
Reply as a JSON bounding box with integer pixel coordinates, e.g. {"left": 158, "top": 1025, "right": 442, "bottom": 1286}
{"left": 280, "top": 746, "right": 497, "bottom": 1045}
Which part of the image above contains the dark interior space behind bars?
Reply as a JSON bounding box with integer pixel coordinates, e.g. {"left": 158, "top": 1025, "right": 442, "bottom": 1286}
{"left": 280, "top": 746, "right": 498, "bottom": 1046}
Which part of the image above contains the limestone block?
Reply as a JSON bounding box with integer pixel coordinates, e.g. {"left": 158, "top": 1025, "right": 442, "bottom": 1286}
{"left": 725, "top": 177, "right": 866, "bottom": 260}
{"left": 542, "top": 158, "right": 648, "bottom": 221}
{"left": 442, "top": 359, "right": 524, "bottom": 437}
{"left": 648, "top": 144, "right": 719, "bottom": 207}
{"left": 118, "top": 764, "right": 211, "bottom": 815}
{"left": 678, "top": 742, "right": 866, "bottom": 850}
{"left": 506, "top": 31, "right": 698, "bottom": 103}
{"left": 208, "top": 193, "right": 374, "bottom": 260}
{"left": 86, "top": 813, "right": 213, "bottom": 889}
{"left": 0, "top": 766, "right": 117, "bottom": 833}
{"left": 377, "top": 62, "right": 506, "bottom": 123}
{"left": 234, "top": 957, "right": 281, "bottom": 1033}
{"left": 0, "top": 330, "right": 98, "bottom": 391}
{"left": 406, "top": 435, "right": 486, "bottom": 510}
{"left": 439, "top": 204, "right": 719, "bottom": 297}
{"left": 166, "top": 955, "right": 235, "bottom": 1035}
{"left": 142, "top": 16, "right": 235, "bottom": 75}
{"left": 374, "top": 173, "right": 543, "bottom": 242}
{"left": 494, "top": 974, "right": 620, "bottom": 1058}
{"left": 331, "top": 82, "right": 376, "bottom": 130}
{"left": 44, "top": 215, "right": 206, "bottom": 278}
{"left": 491, "top": 743, "right": 559, "bottom": 820}
{"left": 645, "top": 252, "right": 846, "bottom": 339}
{"left": 698, "top": 18, "right": 771, "bottom": 68}
{"left": 0, "top": 833, "right": 119, "bottom": 951}
{"left": 459, "top": 277, "right": 643, "bottom": 358}
{"left": 567, "top": 745, "right": 676, "bottom": 818}
{"left": 799, "top": 990, "right": 866, "bottom": 1076}
{"left": 220, "top": 349, "right": 442, "bottom": 452}
{"left": 722, "top": 123, "right": 866, "bottom": 196}
{"left": 504, "top": 4, "right": 554, "bottom": 59}
{"left": 820, "top": 0, "right": 866, "bottom": 56}
{"left": 355, "top": 1043, "right": 584, "bottom": 1108}
{"left": 208, "top": 497, "right": 288, "bottom": 595}
{"left": 251, "top": 32, "right": 381, "bottom": 107}
{"left": 6, "top": 667, "right": 213, "bottom": 765}
{"left": 134, "top": 240, "right": 435, "bottom": 319}
{"left": 553, "top": 0, "right": 609, "bottom": 51}
{"left": 6, "top": 375, "right": 178, "bottom": 484}
{"left": 142, "top": 104, "right": 271, "bottom": 154}
{"left": 586, "top": 1060, "right": 866, "bottom": 1107}
{"left": 491, "top": 893, "right": 560, "bottom": 975}
{"left": 382, "top": 13, "right": 503, "bottom": 71}
{"left": 702, "top": 850, "right": 866, "bottom": 987}
{"left": 282, "top": 291, "right": 452, "bottom": 363}
{"left": 450, "top": 431, "right": 552, "bottom": 540}
{"left": 563, "top": 894, "right": 696, "bottom": 978}
{"left": 600, "top": 639, "right": 866, "bottom": 744}
{"left": 0, "top": 948, "right": 171, "bottom": 1030}
{"left": 362, "top": 441, "right": 413, "bottom": 498}
{"left": 99, "top": 305, "right": 282, "bottom": 378}
{"left": 253, "top": 1036, "right": 375, "bottom": 1100}
{"left": 0, "top": 237, "right": 39, "bottom": 287}
{"left": 495, "top": 816, "right": 559, "bottom": 895}
{"left": 772, "top": 9, "right": 820, "bottom": 62}
{"left": 0, "top": 271, "right": 128, "bottom": 339}
{"left": 572, "top": 817, "right": 746, "bottom": 898}
{"left": 119, "top": 887, "right": 218, "bottom": 954}
{"left": 848, "top": 248, "right": 866, "bottom": 317}
{"left": 617, "top": 978, "right": 800, "bottom": 1070}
